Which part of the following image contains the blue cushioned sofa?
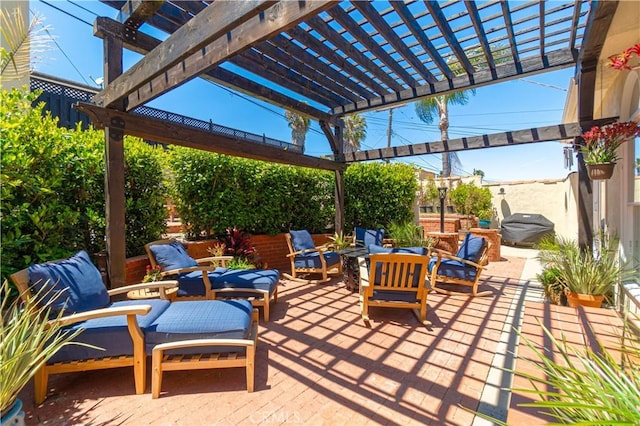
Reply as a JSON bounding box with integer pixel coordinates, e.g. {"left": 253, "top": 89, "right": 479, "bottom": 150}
{"left": 11, "top": 251, "right": 258, "bottom": 403}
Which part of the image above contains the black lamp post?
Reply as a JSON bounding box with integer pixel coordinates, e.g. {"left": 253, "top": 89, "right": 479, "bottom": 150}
{"left": 438, "top": 186, "right": 448, "bottom": 233}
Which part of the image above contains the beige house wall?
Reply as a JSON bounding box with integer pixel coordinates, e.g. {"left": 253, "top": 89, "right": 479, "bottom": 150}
{"left": 483, "top": 174, "right": 580, "bottom": 241}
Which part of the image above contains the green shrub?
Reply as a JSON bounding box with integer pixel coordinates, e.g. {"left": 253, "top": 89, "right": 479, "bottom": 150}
{"left": 1, "top": 87, "right": 168, "bottom": 283}
{"left": 168, "top": 147, "right": 334, "bottom": 238}
{"left": 344, "top": 162, "right": 417, "bottom": 230}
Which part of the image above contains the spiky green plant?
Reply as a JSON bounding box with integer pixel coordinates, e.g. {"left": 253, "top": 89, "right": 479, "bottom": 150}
{"left": 0, "top": 280, "right": 87, "bottom": 412}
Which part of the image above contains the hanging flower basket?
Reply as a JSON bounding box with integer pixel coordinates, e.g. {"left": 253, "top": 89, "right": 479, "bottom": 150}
{"left": 586, "top": 162, "right": 616, "bottom": 180}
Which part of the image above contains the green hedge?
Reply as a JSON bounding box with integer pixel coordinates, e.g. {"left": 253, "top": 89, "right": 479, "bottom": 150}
{"left": 0, "top": 87, "right": 167, "bottom": 281}
{"left": 168, "top": 147, "right": 335, "bottom": 237}
{"left": 344, "top": 162, "right": 418, "bottom": 231}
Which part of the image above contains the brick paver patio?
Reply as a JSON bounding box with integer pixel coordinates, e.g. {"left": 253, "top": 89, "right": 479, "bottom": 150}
{"left": 19, "top": 250, "right": 547, "bottom": 425}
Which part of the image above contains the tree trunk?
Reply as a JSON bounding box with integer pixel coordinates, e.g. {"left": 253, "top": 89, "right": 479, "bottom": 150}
{"left": 438, "top": 99, "right": 451, "bottom": 177}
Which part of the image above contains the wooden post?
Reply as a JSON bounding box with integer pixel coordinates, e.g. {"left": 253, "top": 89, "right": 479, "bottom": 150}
{"left": 334, "top": 120, "right": 345, "bottom": 234}
{"left": 103, "top": 35, "right": 127, "bottom": 288}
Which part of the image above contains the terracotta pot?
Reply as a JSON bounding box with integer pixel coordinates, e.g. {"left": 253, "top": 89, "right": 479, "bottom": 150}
{"left": 586, "top": 163, "right": 615, "bottom": 180}
{"left": 565, "top": 291, "right": 604, "bottom": 308}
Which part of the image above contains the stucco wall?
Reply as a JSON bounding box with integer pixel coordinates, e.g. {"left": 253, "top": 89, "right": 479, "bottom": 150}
{"left": 483, "top": 174, "right": 579, "bottom": 241}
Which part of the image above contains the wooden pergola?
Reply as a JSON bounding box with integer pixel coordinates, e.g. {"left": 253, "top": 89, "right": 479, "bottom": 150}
{"left": 75, "top": 0, "right": 617, "bottom": 287}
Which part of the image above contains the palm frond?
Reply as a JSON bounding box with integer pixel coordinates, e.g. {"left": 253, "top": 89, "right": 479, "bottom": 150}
{"left": 0, "top": 7, "right": 51, "bottom": 81}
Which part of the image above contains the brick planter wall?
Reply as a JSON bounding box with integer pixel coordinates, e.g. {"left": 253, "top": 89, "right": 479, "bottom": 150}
{"left": 419, "top": 215, "right": 460, "bottom": 233}
{"left": 469, "top": 228, "right": 502, "bottom": 262}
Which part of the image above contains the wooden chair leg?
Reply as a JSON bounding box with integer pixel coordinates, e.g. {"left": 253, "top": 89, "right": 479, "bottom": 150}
{"left": 246, "top": 344, "right": 255, "bottom": 393}
{"left": 263, "top": 297, "right": 269, "bottom": 322}
{"left": 34, "top": 367, "right": 48, "bottom": 405}
{"left": 152, "top": 348, "right": 163, "bottom": 399}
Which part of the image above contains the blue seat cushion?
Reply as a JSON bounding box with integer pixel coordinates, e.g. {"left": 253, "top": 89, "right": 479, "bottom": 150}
{"left": 149, "top": 241, "right": 198, "bottom": 271}
{"left": 176, "top": 267, "right": 228, "bottom": 297}
{"left": 456, "top": 234, "right": 486, "bottom": 263}
{"left": 294, "top": 251, "right": 341, "bottom": 269}
{"left": 289, "top": 230, "right": 316, "bottom": 251}
{"left": 355, "top": 228, "right": 384, "bottom": 248}
{"left": 368, "top": 245, "right": 427, "bottom": 255}
{"left": 48, "top": 299, "right": 170, "bottom": 364}
{"left": 28, "top": 250, "right": 110, "bottom": 315}
{"left": 430, "top": 258, "right": 478, "bottom": 282}
{"left": 144, "top": 300, "right": 253, "bottom": 354}
{"left": 370, "top": 290, "right": 419, "bottom": 303}
{"left": 211, "top": 269, "right": 279, "bottom": 299}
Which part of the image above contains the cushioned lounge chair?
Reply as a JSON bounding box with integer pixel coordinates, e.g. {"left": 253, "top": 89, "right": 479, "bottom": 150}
{"left": 11, "top": 250, "right": 258, "bottom": 403}
{"left": 145, "top": 239, "right": 279, "bottom": 321}
{"left": 428, "top": 233, "right": 491, "bottom": 297}
{"left": 283, "top": 229, "right": 342, "bottom": 283}
{"left": 354, "top": 227, "right": 385, "bottom": 247}
{"left": 359, "top": 249, "right": 430, "bottom": 326}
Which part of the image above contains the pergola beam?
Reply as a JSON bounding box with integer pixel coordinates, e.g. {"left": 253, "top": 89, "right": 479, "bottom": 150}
{"left": 119, "top": 0, "right": 164, "bottom": 30}
{"left": 93, "top": 17, "right": 336, "bottom": 124}
{"left": 344, "top": 123, "right": 581, "bottom": 163}
{"left": 75, "top": 102, "right": 344, "bottom": 172}
{"left": 95, "top": 0, "right": 276, "bottom": 107}
{"left": 96, "top": 1, "right": 337, "bottom": 110}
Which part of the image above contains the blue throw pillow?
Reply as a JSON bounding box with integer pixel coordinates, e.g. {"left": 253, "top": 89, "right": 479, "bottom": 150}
{"left": 456, "top": 234, "right": 486, "bottom": 263}
{"left": 368, "top": 245, "right": 426, "bottom": 255}
{"left": 290, "top": 230, "right": 316, "bottom": 251}
{"left": 28, "top": 250, "right": 110, "bottom": 315}
{"left": 355, "top": 228, "right": 384, "bottom": 247}
{"left": 149, "top": 241, "right": 198, "bottom": 271}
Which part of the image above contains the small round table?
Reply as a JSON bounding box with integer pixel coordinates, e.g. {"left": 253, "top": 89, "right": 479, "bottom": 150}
{"left": 127, "top": 286, "right": 179, "bottom": 302}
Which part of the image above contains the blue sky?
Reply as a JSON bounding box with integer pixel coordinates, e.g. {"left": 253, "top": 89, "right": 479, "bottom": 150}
{"left": 31, "top": 0, "right": 578, "bottom": 183}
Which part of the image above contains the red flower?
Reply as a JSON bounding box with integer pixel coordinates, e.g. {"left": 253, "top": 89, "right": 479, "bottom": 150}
{"left": 580, "top": 121, "right": 640, "bottom": 164}
{"left": 606, "top": 43, "right": 640, "bottom": 70}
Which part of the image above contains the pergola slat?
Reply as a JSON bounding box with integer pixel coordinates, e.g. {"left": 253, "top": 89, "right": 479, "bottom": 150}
{"left": 327, "top": 6, "right": 418, "bottom": 88}
{"left": 353, "top": 1, "right": 437, "bottom": 84}
{"left": 424, "top": 1, "right": 475, "bottom": 76}
{"left": 332, "top": 47, "right": 577, "bottom": 115}
{"left": 344, "top": 123, "right": 581, "bottom": 162}
{"left": 392, "top": 1, "right": 454, "bottom": 80}
{"left": 230, "top": 50, "right": 344, "bottom": 107}
{"left": 464, "top": 0, "right": 496, "bottom": 72}
{"left": 285, "top": 26, "right": 390, "bottom": 96}
{"left": 75, "top": 102, "right": 344, "bottom": 171}
{"left": 500, "top": 1, "right": 521, "bottom": 66}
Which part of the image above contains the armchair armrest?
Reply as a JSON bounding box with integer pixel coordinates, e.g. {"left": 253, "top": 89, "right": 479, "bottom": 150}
{"left": 107, "top": 281, "right": 179, "bottom": 297}
{"left": 432, "top": 251, "right": 485, "bottom": 270}
{"left": 160, "top": 265, "right": 219, "bottom": 276}
{"left": 286, "top": 246, "right": 327, "bottom": 258}
{"left": 195, "top": 256, "right": 233, "bottom": 267}
{"left": 50, "top": 304, "right": 152, "bottom": 328}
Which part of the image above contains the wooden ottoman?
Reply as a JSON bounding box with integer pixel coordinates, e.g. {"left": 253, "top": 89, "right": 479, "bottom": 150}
{"left": 146, "top": 300, "right": 259, "bottom": 398}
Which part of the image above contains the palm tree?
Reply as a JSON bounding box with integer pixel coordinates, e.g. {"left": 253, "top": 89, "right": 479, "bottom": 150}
{"left": 284, "top": 108, "right": 310, "bottom": 152}
{"left": 414, "top": 46, "right": 508, "bottom": 177}
{"left": 0, "top": 6, "right": 49, "bottom": 82}
{"left": 343, "top": 113, "right": 367, "bottom": 153}
{"left": 415, "top": 91, "right": 472, "bottom": 177}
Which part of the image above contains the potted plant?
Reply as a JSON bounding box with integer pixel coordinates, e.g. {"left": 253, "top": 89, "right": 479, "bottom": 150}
{"left": 477, "top": 209, "right": 494, "bottom": 229}
{"left": 537, "top": 233, "right": 634, "bottom": 307}
{"left": 1, "top": 281, "right": 85, "bottom": 425}
{"left": 448, "top": 182, "right": 492, "bottom": 231}
{"left": 580, "top": 121, "right": 640, "bottom": 180}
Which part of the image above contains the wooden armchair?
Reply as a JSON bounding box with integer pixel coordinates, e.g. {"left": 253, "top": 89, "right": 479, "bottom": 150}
{"left": 359, "top": 252, "right": 430, "bottom": 325}
{"left": 145, "top": 239, "right": 279, "bottom": 320}
{"left": 428, "top": 234, "right": 492, "bottom": 297}
{"left": 284, "top": 230, "right": 342, "bottom": 283}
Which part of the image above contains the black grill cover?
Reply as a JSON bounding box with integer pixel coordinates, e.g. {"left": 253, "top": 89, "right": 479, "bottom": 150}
{"left": 500, "top": 213, "right": 554, "bottom": 245}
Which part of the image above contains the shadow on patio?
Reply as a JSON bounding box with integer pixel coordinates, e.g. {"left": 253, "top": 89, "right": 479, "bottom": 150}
{"left": 19, "top": 252, "right": 542, "bottom": 425}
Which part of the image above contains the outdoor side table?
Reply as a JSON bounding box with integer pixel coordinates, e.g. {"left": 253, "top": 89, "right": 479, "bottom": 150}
{"left": 337, "top": 247, "right": 369, "bottom": 293}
